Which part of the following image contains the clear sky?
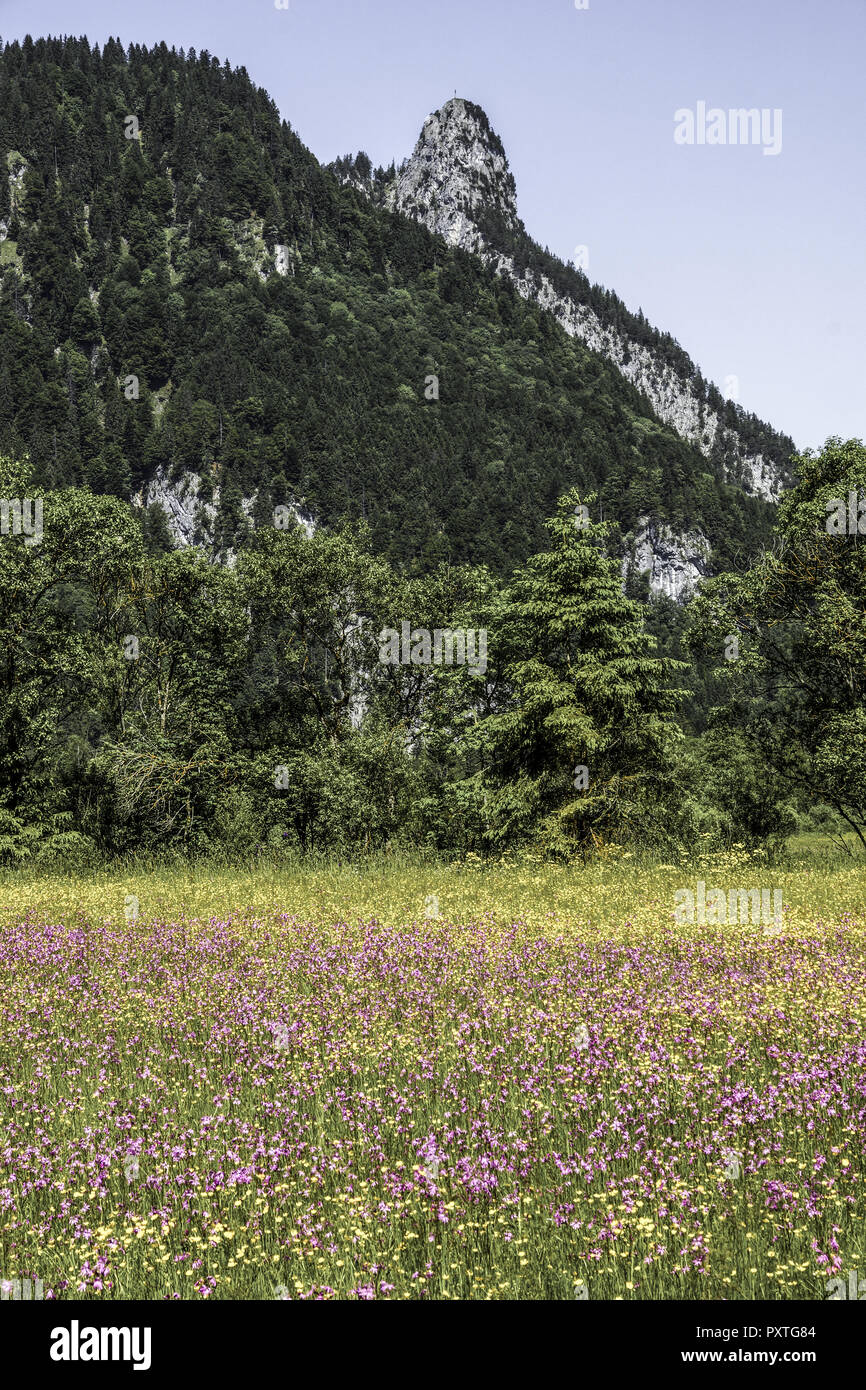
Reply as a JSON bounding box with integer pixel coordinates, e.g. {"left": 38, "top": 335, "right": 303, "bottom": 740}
{"left": 1, "top": 0, "right": 863, "bottom": 451}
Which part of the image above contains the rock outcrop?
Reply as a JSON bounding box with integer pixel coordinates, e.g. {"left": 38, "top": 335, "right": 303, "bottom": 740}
{"left": 133, "top": 468, "right": 316, "bottom": 559}
{"left": 622, "top": 519, "right": 711, "bottom": 601}
{"left": 337, "top": 98, "right": 792, "bottom": 506}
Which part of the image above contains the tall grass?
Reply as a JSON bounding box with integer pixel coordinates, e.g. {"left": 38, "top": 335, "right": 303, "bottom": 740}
{"left": 0, "top": 847, "right": 863, "bottom": 1300}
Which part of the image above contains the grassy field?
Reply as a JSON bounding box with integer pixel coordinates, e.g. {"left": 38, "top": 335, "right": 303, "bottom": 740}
{"left": 1, "top": 845, "right": 864, "bottom": 1301}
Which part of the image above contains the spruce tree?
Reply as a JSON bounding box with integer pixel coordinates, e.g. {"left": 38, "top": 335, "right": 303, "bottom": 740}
{"left": 477, "top": 489, "right": 687, "bottom": 852}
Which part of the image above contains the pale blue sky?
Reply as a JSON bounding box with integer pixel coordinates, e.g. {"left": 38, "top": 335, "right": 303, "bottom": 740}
{"left": 1, "top": 0, "right": 863, "bottom": 451}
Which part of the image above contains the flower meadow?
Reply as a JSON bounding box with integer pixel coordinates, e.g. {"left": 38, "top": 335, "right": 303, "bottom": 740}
{"left": 1, "top": 851, "right": 864, "bottom": 1301}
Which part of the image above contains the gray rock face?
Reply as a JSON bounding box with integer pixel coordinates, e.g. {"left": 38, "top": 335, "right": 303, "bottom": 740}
{"left": 134, "top": 467, "right": 211, "bottom": 548}
{"left": 282, "top": 501, "right": 317, "bottom": 539}
{"left": 133, "top": 468, "right": 317, "bottom": 557}
{"left": 375, "top": 98, "right": 785, "bottom": 503}
{"left": 7, "top": 156, "right": 27, "bottom": 216}
{"left": 385, "top": 98, "right": 519, "bottom": 254}
{"left": 622, "top": 518, "right": 711, "bottom": 601}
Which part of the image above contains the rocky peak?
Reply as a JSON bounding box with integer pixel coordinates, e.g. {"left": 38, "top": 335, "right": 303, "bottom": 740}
{"left": 342, "top": 97, "right": 793, "bottom": 507}
{"left": 385, "top": 98, "right": 520, "bottom": 254}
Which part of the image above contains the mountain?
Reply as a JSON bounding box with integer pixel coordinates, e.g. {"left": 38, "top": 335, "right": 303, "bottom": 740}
{"left": 334, "top": 97, "right": 795, "bottom": 505}
{"left": 0, "top": 38, "right": 789, "bottom": 589}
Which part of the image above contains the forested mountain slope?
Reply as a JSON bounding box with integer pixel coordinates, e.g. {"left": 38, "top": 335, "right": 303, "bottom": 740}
{"left": 0, "top": 36, "right": 786, "bottom": 578}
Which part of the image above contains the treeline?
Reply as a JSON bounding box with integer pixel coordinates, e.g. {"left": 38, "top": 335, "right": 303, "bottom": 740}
{"left": 5, "top": 441, "right": 863, "bottom": 867}
{"left": 1, "top": 453, "right": 679, "bottom": 861}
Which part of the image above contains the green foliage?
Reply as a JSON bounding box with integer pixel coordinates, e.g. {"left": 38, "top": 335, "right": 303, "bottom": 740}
{"left": 687, "top": 437, "right": 866, "bottom": 849}
{"left": 467, "top": 490, "right": 688, "bottom": 852}
{"left": 0, "top": 462, "right": 699, "bottom": 860}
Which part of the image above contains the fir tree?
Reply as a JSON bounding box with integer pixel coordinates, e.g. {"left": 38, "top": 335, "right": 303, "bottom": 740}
{"left": 477, "top": 489, "right": 688, "bottom": 851}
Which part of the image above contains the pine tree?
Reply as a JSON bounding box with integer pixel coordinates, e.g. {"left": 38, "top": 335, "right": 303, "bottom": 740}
{"left": 477, "top": 489, "right": 687, "bottom": 852}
